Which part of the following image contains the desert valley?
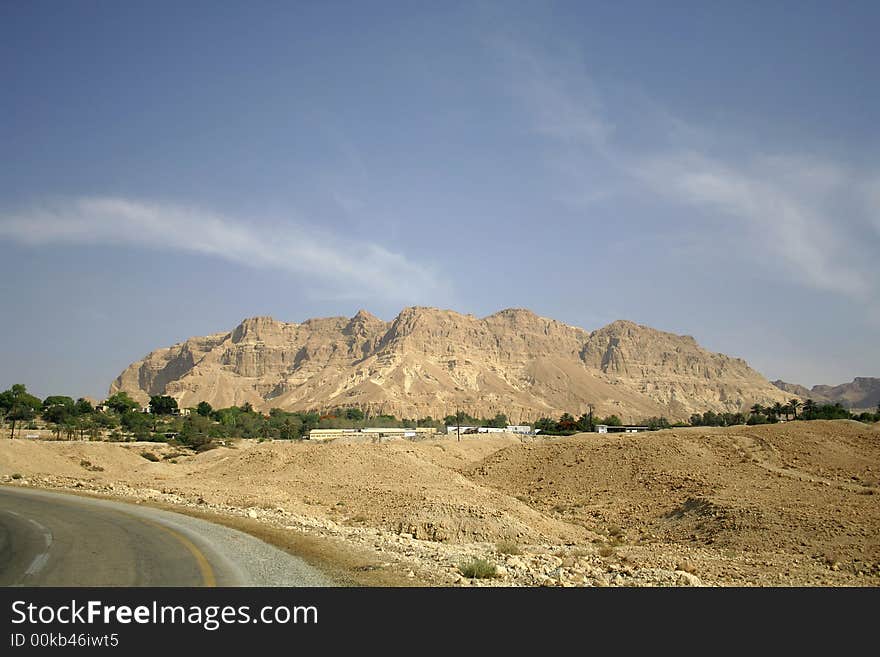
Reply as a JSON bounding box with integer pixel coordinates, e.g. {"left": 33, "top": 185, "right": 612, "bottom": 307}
{"left": 2, "top": 308, "right": 877, "bottom": 587}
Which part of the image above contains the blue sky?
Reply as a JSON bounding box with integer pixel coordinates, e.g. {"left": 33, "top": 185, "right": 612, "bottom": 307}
{"left": 1, "top": 1, "right": 878, "bottom": 400}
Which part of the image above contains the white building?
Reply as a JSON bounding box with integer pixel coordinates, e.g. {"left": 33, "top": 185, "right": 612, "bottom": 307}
{"left": 505, "top": 425, "right": 532, "bottom": 434}
{"left": 445, "top": 425, "right": 533, "bottom": 435}
{"left": 595, "top": 425, "right": 649, "bottom": 434}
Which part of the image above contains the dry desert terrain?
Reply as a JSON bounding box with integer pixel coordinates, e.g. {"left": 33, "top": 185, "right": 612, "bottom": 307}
{"left": 1, "top": 419, "right": 877, "bottom": 586}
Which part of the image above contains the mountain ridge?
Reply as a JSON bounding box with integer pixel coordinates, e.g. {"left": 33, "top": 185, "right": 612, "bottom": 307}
{"left": 772, "top": 378, "right": 880, "bottom": 410}
{"left": 110, "top": 307, "right": 792, "bottom": 422}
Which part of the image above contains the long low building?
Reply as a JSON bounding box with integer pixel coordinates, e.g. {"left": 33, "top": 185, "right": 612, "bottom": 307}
{"left": 445, "top": 425, "right": 533, "bottom": 435}
{"left": 595, "top": 425, "right": 649, "bottom": 434}
{"left": 308, "top": 427, "right": 437, "bottom": 441}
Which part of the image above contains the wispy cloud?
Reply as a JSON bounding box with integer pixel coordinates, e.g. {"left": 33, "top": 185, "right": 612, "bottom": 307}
{"left": 635, "top": 153, "right": 875, "bottom": 299}
{"left": 0, "top": 196, "right": 449, "bottom": 301}
{"left": 497, "top": 41, "right": 880, "bottom": 304}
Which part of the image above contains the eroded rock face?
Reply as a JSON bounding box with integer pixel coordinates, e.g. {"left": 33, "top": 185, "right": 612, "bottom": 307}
{"left": 773, "top": 377, "right": 880, "bottom": 411}
{"left": 109, "top": 307, "right": 791, "bottom": 421}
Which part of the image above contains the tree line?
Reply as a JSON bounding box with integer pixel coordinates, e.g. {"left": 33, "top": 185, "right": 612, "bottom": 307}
{"left": 2, "top": 384, "right": 878, "bottom": 448}
{"left": 689, "top": 398, "right": 880, "bottom": 426}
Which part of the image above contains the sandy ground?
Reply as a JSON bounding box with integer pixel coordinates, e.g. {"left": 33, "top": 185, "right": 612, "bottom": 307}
{"left": 1, "top": 420, "right": 877, "bottom": 587}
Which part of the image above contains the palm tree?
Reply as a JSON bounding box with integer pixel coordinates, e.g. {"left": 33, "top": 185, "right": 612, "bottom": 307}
{"left": 750, "top": 403, "right": 764, "bottom": 417}
{"left": 801, "top": 399, "right": 817, "bottom": 420}
{"left": 772, "top": 402, "right": 784, "bottom": 419}
{"left": 789, "top": 399, "right": 801, "bottom": 420}
{"left": 803, "top": 399, "right": 816, "bottom": 420}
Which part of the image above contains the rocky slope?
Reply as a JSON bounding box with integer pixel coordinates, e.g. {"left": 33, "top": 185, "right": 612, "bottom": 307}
{"left": 772, "top": 378, "right": 880, "bottom": 411}
{"left": 2, "top": 421, "right": 878, "bottom": 586}
{"left": 110, "top": 307, "right": 791, "bottom": 422}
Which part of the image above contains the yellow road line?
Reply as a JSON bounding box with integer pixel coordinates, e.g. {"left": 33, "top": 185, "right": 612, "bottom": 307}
{"left": 140, "top": 518, "right": 217, "bottom": 587}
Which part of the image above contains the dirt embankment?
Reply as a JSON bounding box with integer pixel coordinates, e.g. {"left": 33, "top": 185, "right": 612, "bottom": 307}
{"left": 1, "top": 421, "right": 877, "bottom": 587}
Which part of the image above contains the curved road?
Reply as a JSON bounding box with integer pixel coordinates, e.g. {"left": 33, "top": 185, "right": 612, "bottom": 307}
{"left": 0, "top": 486, "right": 334, "bottom": 586}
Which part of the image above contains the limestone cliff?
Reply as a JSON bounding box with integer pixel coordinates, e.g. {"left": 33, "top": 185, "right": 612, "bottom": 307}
{"left": 110, "top": 307, "right": 792, "bottom": 422}
{"left": 772, "top": 378, "right": 880, "bottom": 411}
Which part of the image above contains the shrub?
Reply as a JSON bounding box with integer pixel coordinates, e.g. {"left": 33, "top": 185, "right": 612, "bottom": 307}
{"left": 459, "top": 557, "right": 499, "bottom": 579}
{"left": 495, "top": 540, "right": 522, "bottom": 555}
{"left": 11, "top": 473, "right": 22, "bottom": 480}
{"left": 598, "top": 546, "right": 616, "bottom": 558}
{"left": 140, "top": 451, "right": 160, "bottom": 462}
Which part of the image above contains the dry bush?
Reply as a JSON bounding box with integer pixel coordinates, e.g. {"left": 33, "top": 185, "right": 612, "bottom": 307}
{"left": 495, "top": 540, "right": 522, "bottom": 555}
{"left": 459, "top": 557, "right": 499, "bottom": 579}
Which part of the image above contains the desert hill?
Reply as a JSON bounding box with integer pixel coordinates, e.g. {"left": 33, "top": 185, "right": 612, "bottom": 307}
{"left": 772, "top": 377, "right": 880, "bottom": 410}
{"left": 110, "top": 307, "right": 791, "bottom": 422}
{"left": 2, "top": 420, "right": 878, "bottom": 585}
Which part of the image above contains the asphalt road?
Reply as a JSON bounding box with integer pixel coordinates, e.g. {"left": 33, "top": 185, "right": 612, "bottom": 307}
{"left": 0, "top": 486, "right": 334, "bottom": 587}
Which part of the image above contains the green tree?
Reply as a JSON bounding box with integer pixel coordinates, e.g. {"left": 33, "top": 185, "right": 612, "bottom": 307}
{"left": 533, "top": 417, "right": 557, "bottom": 434}
{"left": 343, "top": 407, "right": 365, "bottom": 421}
{"left": 42, "top": 396, "right": 75, "bottom": 425}
{"left": 95, "top": 411, "right": 119, "bottom": 431}
{"left": 2, "top": 384, "right": 42, "bottom": 438}
{"left": 278, "top": 416, "right": 303, "bottom": 440}
{"left": 298, "top": 411, "right": 320, "bottom": 435}
{"left": 196, "top": 401, "right": 213, "bottom": 417}
{"left": 149, "top": 395, "right": 178, "bottom": 416}
{"left": 6, "top": 404, "right": 35, "bottom": 439}
{"left": 42, "top": 395, "right": 75, "bottom": 411}
{"left": 444, "top": 411, "right": 479, "bottom": 427}
{"left": 644, "top": 416, "right": 671, "bottom": 430}
{"left": 180, "top": 414, "right": 215, "bottom": 448}
{"left": 576, "top": 413, "right": 593, "bottom": 432}
{"left": 789, "top": 398, "right": 801, "bottom": 420}
{"left": 803, "top": 399, "right": 816, "bottom": 420}
{"left": 486, "top": 413, "right": 508, "bottom": 428}
{"left": 77, "top": 415, "right": 95, "bottom": 440}
{"left": 121, "top": 410, "right": 151, "bottom": 440}
{"left": 62, "top": 417, "right": 77, "bottom": 440}
{"left": 74, "top": 398, "right": 95, "bottom": 416}
{"left": 106, "top": 391, "right": 139, "bottom": 414}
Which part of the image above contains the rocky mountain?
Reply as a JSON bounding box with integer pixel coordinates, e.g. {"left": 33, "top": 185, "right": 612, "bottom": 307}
{"left": 110, "top": 307, "right": 792, "bottom": 422}
{"left": 772, "top": 378, "right": 880, "bottom": 411}
{"left": 770, "top": 380, "right": 815, "bottom": 400}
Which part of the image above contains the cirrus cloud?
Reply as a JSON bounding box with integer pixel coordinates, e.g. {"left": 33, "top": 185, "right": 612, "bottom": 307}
{"left": 0, "top": 196, "right": 449, "bottom": 302}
